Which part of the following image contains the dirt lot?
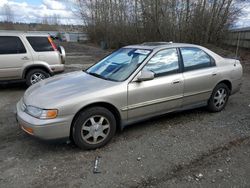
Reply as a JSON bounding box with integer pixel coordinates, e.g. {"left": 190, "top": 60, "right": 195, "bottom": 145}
{"left": 0, "top": 43, "right": 249, "bottom": 188}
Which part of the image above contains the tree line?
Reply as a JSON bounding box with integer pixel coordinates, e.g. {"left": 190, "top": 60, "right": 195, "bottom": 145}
{"left": 76, "top": 0, "right": 240, "bottom": 48}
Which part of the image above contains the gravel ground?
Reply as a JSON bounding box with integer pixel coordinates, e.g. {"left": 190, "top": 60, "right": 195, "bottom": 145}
{"left": 0, "top": 43, "right": 249, "bottom": 188}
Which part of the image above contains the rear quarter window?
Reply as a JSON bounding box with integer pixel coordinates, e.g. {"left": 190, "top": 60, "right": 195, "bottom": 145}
{"left": 26, "top": 36, "right": 54, "bottom": 52}
{"left": 0, "top": 36, "right": 26, "bottom": 54}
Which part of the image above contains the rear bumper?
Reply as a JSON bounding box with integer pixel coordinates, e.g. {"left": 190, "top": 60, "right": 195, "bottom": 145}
{"left": 231, "top": 79, "right": 242, "bottom": 95}
{"left": 16, "top": 100, "right": 73, "bottom": 140}
{"left": 50, "top": 64, "right": 65, "bottom": 74}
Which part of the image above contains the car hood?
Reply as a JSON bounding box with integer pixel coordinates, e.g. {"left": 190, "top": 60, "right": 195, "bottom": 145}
{"left": 23, "top": 71, "right": 119, "bottom": 108}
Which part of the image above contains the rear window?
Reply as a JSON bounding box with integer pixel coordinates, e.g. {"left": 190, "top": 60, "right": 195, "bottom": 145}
{"left": 26, "top": 36, "right": 54, "bottom": 52}
{"left": 0, "top": 36, "right": 26, "bottom": 54}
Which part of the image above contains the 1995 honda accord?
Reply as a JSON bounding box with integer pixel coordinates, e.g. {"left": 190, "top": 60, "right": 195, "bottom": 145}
{"left": 16, "top": 42, "right": 242, "bottom": 149}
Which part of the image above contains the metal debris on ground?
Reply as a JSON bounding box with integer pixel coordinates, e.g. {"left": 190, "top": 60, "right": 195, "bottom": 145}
{"left": 195, "top": 173, "right": 204, "bottom": 181}
{"left": 196, "top": 173, "right": 203, "bottom": 178}
{"left": 93, "top": 156, "right": 101, "bottom": 174}
{"left": 226, "top": 157, "right": 231, "bottom": 162}
{"left": 137, "top": 157, "right": 142, "bottom": 161}
{"left": 217, "top": 169, "right": 223, "bottom": 172}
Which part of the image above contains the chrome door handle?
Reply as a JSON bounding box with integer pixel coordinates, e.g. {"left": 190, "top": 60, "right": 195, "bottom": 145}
{"left": 172, "top": 80, "right": 181, "bottom": 84}
{"left": 22, "top": 56, "right": 29, "bottom": 60}
{"left": 212, "top": 72, "right": 217, "bottom": 76}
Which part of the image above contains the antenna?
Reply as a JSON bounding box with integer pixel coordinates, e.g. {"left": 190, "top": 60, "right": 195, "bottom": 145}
{"left": 235, "top": 30, "right": 240, "bottom": 61}
{"left": 235, "top": 21, "right": 245, "bottom": 62}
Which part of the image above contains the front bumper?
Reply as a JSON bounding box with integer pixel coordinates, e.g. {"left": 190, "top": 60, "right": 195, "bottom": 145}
{"left": 16, "top": 100, "right": 73, "bottom": 140}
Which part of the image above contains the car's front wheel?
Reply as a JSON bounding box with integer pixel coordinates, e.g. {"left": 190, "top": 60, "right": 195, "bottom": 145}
{"left": 207, "top": 83, "right": 230, "bottom": 112}
{"left": 26, "top": 69, "right": 50, "bottom": 86}
{"left": 72, "top": 107, "right": 116, "bottom": 150}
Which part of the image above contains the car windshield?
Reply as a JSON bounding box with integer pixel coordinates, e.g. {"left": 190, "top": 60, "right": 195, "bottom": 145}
{"left": 86, "top": 48, "right": 152, "bottom": 81}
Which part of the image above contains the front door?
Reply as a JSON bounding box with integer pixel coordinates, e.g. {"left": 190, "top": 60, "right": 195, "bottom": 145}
{"left": 127, "top": 48, "right": 184, "bottom": 120}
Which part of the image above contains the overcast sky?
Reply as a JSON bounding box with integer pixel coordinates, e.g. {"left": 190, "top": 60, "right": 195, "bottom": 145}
{"left": 0, "top": 0, "right": 250, "bottom": 27}
{"left": 0, "top": 0, "right": 82, "bottom": 25}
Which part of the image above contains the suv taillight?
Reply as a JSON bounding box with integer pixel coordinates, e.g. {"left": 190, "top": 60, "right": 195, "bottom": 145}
{"left": 48, "top": 36, "right": 57, "bottom": 51}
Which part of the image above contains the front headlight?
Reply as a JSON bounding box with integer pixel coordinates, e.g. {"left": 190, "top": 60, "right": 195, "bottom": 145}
{"left": 25, "top": 106, "right": 58, "bottom": 119}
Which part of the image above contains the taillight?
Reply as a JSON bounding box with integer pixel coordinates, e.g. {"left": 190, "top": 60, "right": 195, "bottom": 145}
{"left": 48, "top": 36, "right": 57, "bottom": 51}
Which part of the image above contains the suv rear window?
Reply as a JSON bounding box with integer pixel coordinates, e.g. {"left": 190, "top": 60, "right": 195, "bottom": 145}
{"left": 26, "top": 36, "right": 54, "bottom": 52}
{"left": 0, "top": 36, "right": 26, "bottom": 54}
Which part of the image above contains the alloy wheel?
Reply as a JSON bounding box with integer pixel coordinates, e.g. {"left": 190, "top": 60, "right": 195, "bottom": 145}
{"left": 81, "top": 115, "right": 110, "bottom": 144}
{"left": 213, "top": 88, "right": 227, "bottom": 109}
{"left": 30, "top": 73, "right": 46, "bottom": 84}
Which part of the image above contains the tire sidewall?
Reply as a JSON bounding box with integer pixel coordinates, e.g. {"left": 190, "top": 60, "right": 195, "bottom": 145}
{"left": 73, "top": 107, "right": 116, "bottom": 150}
{"left": 26, "top": 69, "right": 50, "bottom": 86}
{"left": 208, "top": 83, "right": 230, "bottom": 112}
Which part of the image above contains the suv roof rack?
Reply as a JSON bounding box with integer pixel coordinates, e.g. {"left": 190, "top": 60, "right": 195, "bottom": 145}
{"left": 141, "top": 41, "right": 173, "bottom": 46}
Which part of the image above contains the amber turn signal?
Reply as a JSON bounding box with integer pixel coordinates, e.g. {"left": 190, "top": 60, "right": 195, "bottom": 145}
{"left": 21, "top": 125, "right": 34, "bottom": 135}
{"left": 46, "top": 110, "right": 58, "bottom": 119}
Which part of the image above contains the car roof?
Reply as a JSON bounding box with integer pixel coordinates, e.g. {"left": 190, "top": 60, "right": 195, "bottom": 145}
{"left": 0, "top": 30, "right": 49, "bottom": 37}
{"left": 124, "top": 42, "right": 204, "bottom": 50}
{"left": 124, "top": 42, "right": 224, "bottom": 62}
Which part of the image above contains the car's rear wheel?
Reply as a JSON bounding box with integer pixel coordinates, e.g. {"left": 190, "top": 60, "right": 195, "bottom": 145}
{"left": 72, "top": 107, "right": 116, "bottom": 150}
{"left": 26, "top": 69, "right": 50, "bottom": 86}
{"left": 207, "top": 83, "right": 230, "bottom": 112}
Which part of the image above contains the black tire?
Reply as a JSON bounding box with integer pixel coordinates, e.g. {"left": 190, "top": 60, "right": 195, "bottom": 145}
{"left": 207, "top": 83, "right": 230, "bottom": 112}
{"left": 72, "top": 107, "right": 116, "bottom": 150}
{"left": 26, "top": 69, "right": 50, "bottom": 86}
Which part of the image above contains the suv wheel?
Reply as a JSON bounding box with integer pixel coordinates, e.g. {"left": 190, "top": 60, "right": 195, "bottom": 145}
{"left": 72, "top": 107, "right": 116, "bottom": 150}
{"left": 26, "top": 69, "right": 50, "bottom": 86}
{"left": 207, "top": 83, "right": 230, "bottom": 112}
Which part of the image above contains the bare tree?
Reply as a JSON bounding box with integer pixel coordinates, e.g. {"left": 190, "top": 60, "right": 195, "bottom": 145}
{"left": 50, "top": 14, "right": 60, "bottom": 25}
{"left": 42, "top": 16, "right": 49, "bottom": 25}
{"left": 3, "top": 4, "right": 14, "bottom": 23}
{"left": 75, "top": 0, "right": 241, "bottom": 48}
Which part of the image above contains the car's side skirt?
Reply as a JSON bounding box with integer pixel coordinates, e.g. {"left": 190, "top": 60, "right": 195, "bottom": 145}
{"left": 120, "top": 94, "right": 183, "bottom": 111}
{"left": 121, "top": 101, "right": 208, "bottom": 129}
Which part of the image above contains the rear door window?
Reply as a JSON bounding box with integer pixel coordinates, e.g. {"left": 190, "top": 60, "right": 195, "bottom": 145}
{"left": 26, "top": 36, "right": 54, "bottom": 52}
{"left": 0, "top": 36, "right": 26, "bottom": 54}
{"left": 180, "top": 47, "right": 215, "bottom": 71}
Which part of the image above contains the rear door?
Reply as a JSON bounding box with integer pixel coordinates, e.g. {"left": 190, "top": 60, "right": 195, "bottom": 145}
{"left": 180, "top": 47, "right": 218, "bottom": 107}
{"left": 0, "top": 36, "right": 31, "bottom": 80}
{"left": 26, "top": 36, "right": 61, "bottom": 65}
{"left": 127, "top": 48, "right": 184, "bottom": 120}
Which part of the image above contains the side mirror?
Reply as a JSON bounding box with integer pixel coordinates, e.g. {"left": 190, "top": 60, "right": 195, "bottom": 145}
{"left": 136, "top": 70, "right": 154, "bottom": 82}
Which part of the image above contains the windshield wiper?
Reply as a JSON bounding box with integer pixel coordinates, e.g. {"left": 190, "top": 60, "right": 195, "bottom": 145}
{"left": 87, "top": 72, "right": 108, "bottom": 80}
{"left": 86, "top": 71, "right": 118, "bottom": 82}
